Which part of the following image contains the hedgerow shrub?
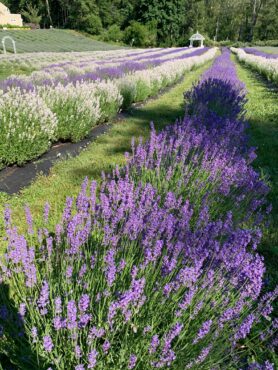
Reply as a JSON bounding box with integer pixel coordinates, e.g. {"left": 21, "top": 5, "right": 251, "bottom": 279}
{"left": 124, "top": 21, "right": 152, "bottom": 47}
{"left": 104, "top": 25, "right": 123, "bottom": 43}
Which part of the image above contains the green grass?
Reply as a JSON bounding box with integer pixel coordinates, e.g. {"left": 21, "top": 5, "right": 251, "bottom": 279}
{"left": 254, "top": 46, "right": 278, "bottom": 54}
{"left": 0, "top": 29, "right": 123, "bottom": 53}
{"left": 0, "top": 61, "right": 211, "bottom": 244}
{"left": 0, "top": 65, "right": 33, "bottom": 80}
{"left": 234, "top": 57, "right": 278, "bottom": 290}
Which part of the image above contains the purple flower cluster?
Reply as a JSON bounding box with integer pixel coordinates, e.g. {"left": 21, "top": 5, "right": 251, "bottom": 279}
{"left": 88, "top": 349, "right": 98, "bottom": 368}
{"left": 43, "top": 335, "right": 53, "bottom": 352}
{"left": 246, "top": 360, "right": 274, "bottom": 370}
{"left": 38, "top": 280, "right": 49, "bottom": 315}
{"left": 128, "top": 354, "right": 137, "bottom": 369}
{"left": 193, "top": 320, "right": 213, "bottom": 344}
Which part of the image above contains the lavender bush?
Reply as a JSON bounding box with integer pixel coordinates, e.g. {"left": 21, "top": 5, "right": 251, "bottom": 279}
{"left": 39, "top": 80, "right": 122, "bottom": 142}
{"left": 0, "top": 50, "right": 276, "bottom": 369}
{"left": 94, "top": 81, "right": 123, "bottom": 123}
{"left": 38, "top": 82, "right": 101, "bottom": 142}
{"left": 0, "top": 87, "right": 57, "bottom": 168}
{"left": 0, "top": 178, "right": 275, "bottom": 369}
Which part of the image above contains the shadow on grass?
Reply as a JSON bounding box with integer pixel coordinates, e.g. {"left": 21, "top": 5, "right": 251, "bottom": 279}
{"left": 0, "top": 284, "right": 44, "bottom": 370}
{"left": 72, "top": 101, "right": 185, "bottom": 180}
{"left": 129, "top": 101, "right": 185, "bottom": 123}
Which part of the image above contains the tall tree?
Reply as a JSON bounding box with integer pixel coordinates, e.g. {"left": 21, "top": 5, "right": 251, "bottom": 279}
{"left": 249, "top": 0, "right": 264, "bottom": 41}
{"left": 4, "top": 0, "right": 278, "bottom": 43}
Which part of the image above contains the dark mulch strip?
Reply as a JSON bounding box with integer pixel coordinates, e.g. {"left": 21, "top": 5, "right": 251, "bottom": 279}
{"left": 0, "top": 123, "right": 110, "bottom": 194}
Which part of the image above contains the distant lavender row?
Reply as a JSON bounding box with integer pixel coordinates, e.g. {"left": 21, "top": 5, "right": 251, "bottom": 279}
{"left": 66, "top": 48, "right": 208, "bottom": 87}
{"left": 244, "top": 47, "right": 278, "bottom": 59}
{"left": 44, "top": 47, "right": 179, "bottom": 70}
{"left": 42, "top": 47, "right": 194, "bottom": 84}
{"left": 0, "top": 49, "right": 136, "bottom": 71}
{"left": 0, "top": 49, "right": 276, "bottom": 369}
{"left": 0, "top": 48, "right": 176, "bottom": 79}
{"left": 202, "top": 49, "right": 245, "bottom": 90}
{"left": 231, "top": 47, "right": 278, "bottom": 85}
{"left": 0, "top": 48, "right": 207, "bottom": 92}
{"left": 185, "top": 48, "right": 247, "bottom": 120}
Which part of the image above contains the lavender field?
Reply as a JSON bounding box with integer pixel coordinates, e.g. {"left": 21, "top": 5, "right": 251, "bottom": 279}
{"left": 0, "top": 47, "right": 216, "bottom": 168}
{"left": 0, "top": 46, "right": 277, "bottom": 370}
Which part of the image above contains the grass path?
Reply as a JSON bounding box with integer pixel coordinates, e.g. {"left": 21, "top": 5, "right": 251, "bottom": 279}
{"left": 234, "top": 58, "right": 278, "bottom": 290}
{"left": 0, "top": 62, "right": 211, "bottom": 241}
{"left": 0, "top": 65, "right": 34, "bottom": 80}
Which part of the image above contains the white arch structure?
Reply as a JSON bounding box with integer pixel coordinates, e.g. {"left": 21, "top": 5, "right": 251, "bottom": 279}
{"left": 2, "top": 36, "right": 17, "bottom": 54}
{"left": 189, "top": 31, "right": 205, "bottom": 48}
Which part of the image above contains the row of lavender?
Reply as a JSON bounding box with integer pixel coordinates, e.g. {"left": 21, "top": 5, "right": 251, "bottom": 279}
{"left": 231, "top": 47, "right": 278, "bottom": 85}
{"left": 243, "top": 48, "right": 278, "bottom": 60}
{"left": 0, "top": 49, "right": 276, "bottom": 369}
{"left": 1, "top": 47, "right": 198, "bottom": 90}
{"left": 0, "top": 48, "right": 157, "bottom": 72}
{"left": 0, "top": 47, "right": 216, "bottom": 169}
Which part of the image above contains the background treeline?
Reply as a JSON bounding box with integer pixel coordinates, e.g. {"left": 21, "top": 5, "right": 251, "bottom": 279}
{"left": 2, "top": 0, "right": 278, "bottom": 46}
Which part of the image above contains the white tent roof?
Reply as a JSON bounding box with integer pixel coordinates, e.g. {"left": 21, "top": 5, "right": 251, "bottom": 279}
{"left": 189, "top": 32, "right": 205, "bottom": 41}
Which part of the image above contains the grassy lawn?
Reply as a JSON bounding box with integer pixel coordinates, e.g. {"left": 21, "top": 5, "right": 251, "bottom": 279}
{"left": 0, "top": 61, "right": 211, "bottom": 246}
{"left": 0, "top": 29, "right": 122, "bottom": 53}
{"left": 234, "top": 58, "right": 278, "bottom": 290}
{"left": 0, "top": 65, "right": 33, "bottom": 80}
{"left": 253, "top": 46, "right": 278, "bottom": 54}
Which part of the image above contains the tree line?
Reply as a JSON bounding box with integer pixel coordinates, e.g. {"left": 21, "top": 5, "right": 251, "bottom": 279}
{"left": 2, "top": 0, "right": 278, "bottom": 46}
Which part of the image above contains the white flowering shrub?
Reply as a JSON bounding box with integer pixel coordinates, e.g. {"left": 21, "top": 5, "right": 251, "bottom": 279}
{"left": 30, "top": 71, "right": 55, "bottom": 85}
{"left": 39, "top": 82, "right": 101, "bottom": 142}
{"left": 133, "top": 75, "right": 152, "bottom": 102}
{"left": 231, "top": 47, "right": 278, "bottom": 84}
{"left": 94, "top": 80, "right": 123, "bottom": 122}
{"left": 0, "top": 88, "right": 57, "bottom": 167}
{"left": 117, "top": 80, "right": 137, "bottom": 110}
